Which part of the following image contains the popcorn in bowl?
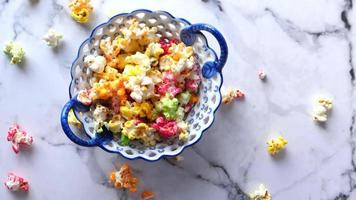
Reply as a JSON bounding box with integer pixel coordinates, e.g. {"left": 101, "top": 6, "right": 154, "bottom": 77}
{"left": 74, "top": 18, "right": 201, "bottom": 147}
{"left": 61, "top": 9, "right": 228, "bottom": 161}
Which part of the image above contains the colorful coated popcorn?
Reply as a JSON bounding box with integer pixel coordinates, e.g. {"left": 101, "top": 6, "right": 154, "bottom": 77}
{"left": 78, "top": 18, "right": 200, "bottom": 146}
{"left": 249, "top": 184, "right": 271, "bottom": 200}
{"left": 267, "top": 136, "right": 288, "bottom": 155}
{"left": 68, "top": 109, "right": 82, "bottom": 128}
{"left": 4, "top": 173, "right": 29, "bottom": 192}
{"left": 222, "top": 87, "right": 245, "bottom": 104}
{"left": 42, "top": 28, "right": 63, "bottom": 47}
{"left": 3, "top": 41, "right": 25, "bottom": 64}
{"left": 109, "top": 164, "right": 138, "bottom": 193}
{"left": 68, "top": 0, "right": 93, "bottom": 23}
{"left": 141, "top": 190, "right": 155, "bottom": 200}
{"left": 312, "top": 96, "right": 333, "bottom": 122}
{"left": 7, "top": 124, "right": 33, "bottom": 154}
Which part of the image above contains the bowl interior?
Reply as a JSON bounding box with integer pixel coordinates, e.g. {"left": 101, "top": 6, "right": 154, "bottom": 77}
{"left": 69, "top": 10, "right": 223, "bottom": 160}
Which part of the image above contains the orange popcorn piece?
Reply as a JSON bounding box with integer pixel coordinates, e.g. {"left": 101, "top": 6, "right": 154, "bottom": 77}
{"left": 189, "top": 94, "right": 199, "bottom": 104}
{"left": 109, "top": 164, "right": 138, "bottom": 193}
{"left": 141, "top": 191, "right": 155, "bottom": 200}
{"left": 92, "top": 78, "right": 127, "bottom": 103}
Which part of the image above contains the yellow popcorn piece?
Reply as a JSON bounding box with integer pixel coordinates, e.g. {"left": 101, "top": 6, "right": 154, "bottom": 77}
{"left": 121, "top": 120, "right": 158, "bottom": 146}
{"left": 145, "top": 43, "right": 164, "bottom": 58}
{"left": 106, "top": 115, "right": 124, "bottom": 133}
{"left": 177, "top": 121, "right": 189, "bottom": 141}
{"left": 169, "top": 43, "right": 193, "bottom": 61}
{"left": 122, "top": 64, "right": 144, "bottom": 77}
{"left": 3, "top": 41, "right": 25, "bottom": 64}
{"left": 135, "top": 102, "right": 152, "bottom": 118}
{"left": 68, "top": 109, "right": 81, "bottom": 128}
{"left": 125, "top": 52, "right": 151, "bottom": 70}
{"left": 312, "top": 96, "right": 333, "bottom": 122}
{"left": 119, "top": 102, "right": 154, "bottom": 120}
{"left": 267, "top": 136, "right": 287, "bottom": 155}
{"left": 147, "top": 69, "right": 162, "bottom": 84}
{"left": 68, "top": 0, "right": 93, "bottom": 23}
{"left": 249, "top": 184, "right": 271, "bottom": 200}
{"left": 159, "top": 55, "right": 176, "bottom": 71}
{"left": 318, "top": 97, "right": 333, "bottom": 110}
{"left": 122, "top": 120, "right": 149, "bottom": 140}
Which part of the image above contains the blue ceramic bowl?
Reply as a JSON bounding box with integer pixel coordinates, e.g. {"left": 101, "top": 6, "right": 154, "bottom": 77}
{"left": 60, "top": 9, "right": 228, "bottom": 161}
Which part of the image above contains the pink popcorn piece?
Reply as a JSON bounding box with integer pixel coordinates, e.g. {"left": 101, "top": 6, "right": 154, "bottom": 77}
{"left": 151, "top": 116, "right": 178, "bottom": 139}
{"left": 156, "top": 71, "right": 182, "bottom": 97}
{"left": 7, "top": 124, "right": 33, "bottom": 154}
{"left": 77, "top": 89, "right": 93, "bottom": 106}
{"left": 235, "top": 89, "right": 245, "bottom": 100}
{"left": 258, "top": 69, "right": 267, "bottom": 80}
{"left": 4, "top": 173, "right": 29, "bottom": 192}
{"left": 185, "top": 75, "right": 201, "bottom": 93}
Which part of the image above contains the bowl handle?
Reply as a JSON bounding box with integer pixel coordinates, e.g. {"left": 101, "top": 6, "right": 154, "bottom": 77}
{"left": 180, "top": 23, "right": 228, "bottom": 78}
{"left": 61, "top": 95, "right": 110, "bottom": 147}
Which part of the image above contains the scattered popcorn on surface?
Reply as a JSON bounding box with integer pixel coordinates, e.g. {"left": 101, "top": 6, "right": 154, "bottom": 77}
{"left": 4, "top": 173, "right": 29, "bottom": 192}
{"left": 3, "top": 41, "right": 25, "bottom": 64}
{"left": 267, "top": 136, "right": 288, "bottom": 155}
{"left": 109, "top": 164, "right": 138, "bottom": 193}
{"left": 42, "top": 28, "right": 63, "bottom": 47}
{"left": 249, "top": 184, "right": 271, "bottom": 200}
{"left": 68, "top": 0, "right": 93, "bottom": 23}
{"left": 175, "top": 155, "right": 184, "bottom": 161}
{"left": 7, "top": 124, "right": 33, "bottom": 154}
{"left": 258, "top": 69, "right": 267, "bottom": 80}
{"left": 312, "top": 96, "right": 333, "bottom": 122}
{"left": 68, "top": 109, "right": 81, "bottom": 128}
{"left": 141, "top": 190, "right": 155, "bottom": 200}
{"left": 236, "top": 89, "right": 245, "bottom": 99}
{"left": 222, "top": 87, "right": 245, "bottom": 104}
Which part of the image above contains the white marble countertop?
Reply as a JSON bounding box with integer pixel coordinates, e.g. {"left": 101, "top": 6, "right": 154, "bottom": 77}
{"left": 1, "top": 0, "right": 356, "bottom": 199}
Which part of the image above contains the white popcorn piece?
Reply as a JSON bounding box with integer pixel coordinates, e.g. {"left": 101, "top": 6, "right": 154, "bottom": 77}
{"left": 125, "top": 76, "right": 155, "bottom": 103}
{"left": 77, "top": 89, "right": 92, "bottom": 106}
{"left": 249, "top": 184, "right": 271, "bottom": 200}
{"left": 84, "top": 55, "right": 107, "bottom": 73}
{"left": 42, "top": 29, "right": 63, "bottom": 47}
{"left": 93, "top": 104, "right": 110, "bottom": 131}
{"left": 258, "top": 69, "right": 267, "bottom": 80}
{"left": 312, "top": 96, "right": 333, "bottom": 122}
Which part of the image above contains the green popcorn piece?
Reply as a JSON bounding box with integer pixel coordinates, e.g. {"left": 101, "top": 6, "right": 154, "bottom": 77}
{"left": 161, "top": 96, "right": 179, "bottom": 119}
{"left": 175, "top": 106, "right": 185, "bottom": 121}
{"left": 3, "top": 41, "right": 25, "bottom": 64}
{"left": 120, "top": 134, "right": 130, "bottom": 146}
{"left": 178, "top": 91, "right": 191, "bottom": 106}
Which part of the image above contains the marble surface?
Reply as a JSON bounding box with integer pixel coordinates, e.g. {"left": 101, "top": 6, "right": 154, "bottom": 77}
{"left": 0, "top": 0, "right": 355, "bottom": 199}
